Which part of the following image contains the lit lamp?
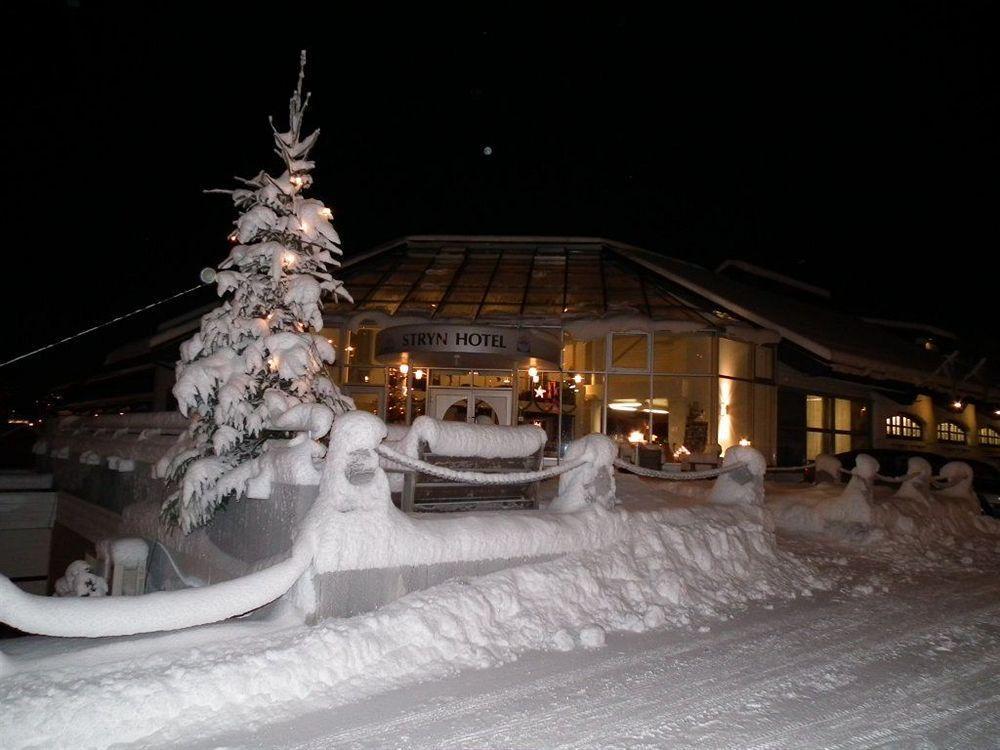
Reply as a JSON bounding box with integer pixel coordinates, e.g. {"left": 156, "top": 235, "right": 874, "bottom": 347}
{"left": 414, "top": 369, "right": 425, "bottom": 381}
{"left": 627, "top": 430, "right": 645, "bottom": 444}
{"left": 398, "top": 363, "right": 410, "bottom": 375}
{"left": 527, "top": 366, "right": 538, "bottom": 378}
{"left": 738, "top": 437, "right": 751, "bottom": 447}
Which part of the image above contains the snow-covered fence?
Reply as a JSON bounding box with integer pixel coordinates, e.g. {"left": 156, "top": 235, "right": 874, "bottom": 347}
{"left": 38, "top": 413, "right": 188, "bottom": 474}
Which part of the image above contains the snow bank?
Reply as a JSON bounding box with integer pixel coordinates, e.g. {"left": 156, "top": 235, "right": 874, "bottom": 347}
{"left": 0, "top": 501, "right": 833, "bottom": 750}
{"left": 709, "top": 445, "right": 766, "bottom": 506}
{"left": 767, "top": 457, "right": 1000, "bottom": 548}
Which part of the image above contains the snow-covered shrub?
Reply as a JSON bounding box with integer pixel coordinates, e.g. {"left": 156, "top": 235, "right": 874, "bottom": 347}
{"left": 159, "top": 52, "right": 353, "bottom": 532}
{"left": 53, "top": 561, "right": 108, "bottom": 598}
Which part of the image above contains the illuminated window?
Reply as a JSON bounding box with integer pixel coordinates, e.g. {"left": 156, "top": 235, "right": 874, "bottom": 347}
{"left": 885, "top": 414, "right": 922, "bottom": 440}
{"left": 979, "top": 426, "right": 1000, "bottom": 448}
{"left": 936, "top": 420, "right": 967, "bottom": 445}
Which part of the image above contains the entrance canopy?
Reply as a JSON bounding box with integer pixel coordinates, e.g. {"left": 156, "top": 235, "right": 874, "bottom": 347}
{"left": 375, "top": 324, "right": 560, "bottom": 370}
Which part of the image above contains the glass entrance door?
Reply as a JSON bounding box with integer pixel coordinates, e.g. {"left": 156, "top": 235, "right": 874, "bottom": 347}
{"left": 430, "top": 388, "right": 513, "bottom": 426}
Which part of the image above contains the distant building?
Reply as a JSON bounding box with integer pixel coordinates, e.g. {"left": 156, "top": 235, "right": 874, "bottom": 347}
{"left": 62, "top": 236, "right": 1000, "bottom": 466}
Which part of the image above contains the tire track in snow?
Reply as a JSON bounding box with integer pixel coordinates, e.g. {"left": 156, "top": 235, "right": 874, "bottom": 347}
{"left": 202, "top": 572, "right": 1000, "bottom": 750}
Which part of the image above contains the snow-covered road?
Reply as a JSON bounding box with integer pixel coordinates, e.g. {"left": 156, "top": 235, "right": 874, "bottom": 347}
{"left": 195, "top": 567, "right": 1000, "bottom": 750}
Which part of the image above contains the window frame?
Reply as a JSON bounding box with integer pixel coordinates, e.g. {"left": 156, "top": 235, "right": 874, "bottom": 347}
{"left": 936, "top": 420, "right": 968, "bottom": 445}
{"left": 885, "top": 413, "right": 924, "bottom": 441}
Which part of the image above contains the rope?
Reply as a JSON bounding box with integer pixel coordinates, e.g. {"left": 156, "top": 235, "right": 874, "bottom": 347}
{"left": 0, "top": 284, "right": 203, "bottom": 369}
{"left": 874, "top": 472, "right": 923, "bottom": 485}
{"left": 612, "top": 458, "right": 747, "bottom": 480}
{"left": 765, "top": 463, "right": 815, "bottom": 473}
{"left": 375, "top": 444, "right": 586, "bottom": 485}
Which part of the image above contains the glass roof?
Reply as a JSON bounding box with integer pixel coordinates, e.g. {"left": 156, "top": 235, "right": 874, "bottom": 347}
{"left": 325, "top": 239, "right": 720, "bottom": 325}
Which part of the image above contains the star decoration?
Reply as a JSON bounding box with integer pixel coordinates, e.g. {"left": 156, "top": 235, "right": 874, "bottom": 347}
{"left": 534, "top": 385, "right": 546, "bottom": 398}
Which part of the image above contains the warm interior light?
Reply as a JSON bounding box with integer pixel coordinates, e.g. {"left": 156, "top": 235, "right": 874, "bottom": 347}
{"left": 609, "top": 400, "right": 641, "bottom": 412}
{"left": 573, "top": 373, "right": 583, "bottom": 384}
{"left": 398, "top": 363, "right": 409, "bottom": 375}
{"left": 627, "top": 430, "right": 645, "bottom": 444}
{"left": 673, "top": 445, "right": 691, "bottom": 460}
{"left": 527, "top": 366, "right": 538, "bottom": 378}
{"left": 641, "top": 408, "right": 670, "bottom": 414}
{"left": 952, "top": 400, "right": 963, "bottom": 409}
{"left": 738, "top": 437, "right": 751, "bottom": 447}
{"left": 414, "top": 369, "right": 425, "bottom": 381}
{"left": 532, "top": 374, "right": 540, "bottom": 383}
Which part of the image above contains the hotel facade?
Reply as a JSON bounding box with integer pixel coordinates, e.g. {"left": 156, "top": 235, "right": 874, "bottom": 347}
{"left": 74, "top": 236, "right": 1000, "bottom": 467}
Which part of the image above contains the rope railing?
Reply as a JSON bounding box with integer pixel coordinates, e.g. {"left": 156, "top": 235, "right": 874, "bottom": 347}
{"left": 612, "top": 458, "right": 747, "bottom": 481}
{"left": 765, "top": 463, "right": 815, "bottom": 473}
{"left": 375, "top": 443, "right": 587, "bottom": 485}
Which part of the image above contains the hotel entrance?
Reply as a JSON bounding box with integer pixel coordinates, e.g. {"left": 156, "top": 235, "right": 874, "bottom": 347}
{"left": 428, "top": 388, "right": 513, "bottom": 426}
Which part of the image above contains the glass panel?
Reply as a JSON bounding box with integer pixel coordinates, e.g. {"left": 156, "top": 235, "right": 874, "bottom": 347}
{"left": 472, "top": 399, "right": 500, "bottom": 426}
{"left": 652, "top": 333, "right": 711, "bottom": 374}
{"left": 611, "top": 333, "right": 648, "bottom": 370}
{"left": 346, "top": 366, "right": 385, "bottom": 385}
{"left": 385, "top": 367, "right": 408, "bottom": 424}
{"left": 755, "top": 345, "right": 774, "bottom": 379}
{"left": 652, "top": 376, "right": 712, "bottom": 459}
{"left": 834, "top": 399, "right": 852, "bottom": 431}
{"left": 806, "top": 431, "right": 825, "bottom": 460}
{"left": 346, "top": 329, "right": 377, "bottom": 365}
{"left": 350, "top": 392, "right": 381, "bottom": 418}
{"left": 559, "top": 373, "right": 605, "bottom": 452}
{"left": 834, "top": 433, "right": 852, "bottom": 454}
{"left": 517, "top": 370, "right": 562, "bottom": 456}
{"left": 806, "top": 395, "right": 825, "bottom": 429}
{"left": 606, "top": 375, "right": 651, "bottom": 451}
{"left": 430, "top": 369, "right": 471, "bottom": 387}
{"left": 471, "top": 371, "right": 514, "bottom": 388}
{"left": 562, "top": 333, "right": 605, "bottom": 372}
{"left": 410, "top": 372, "right": 426, "bottom": 420}
{"left": 441, "top": 399, "right": 469, "bottom": 423}
{"left": 718, "top": 338, "right": 752, "bottom": 379}
{"left": 719, "top": 377, "right": 751, "bottom": 451}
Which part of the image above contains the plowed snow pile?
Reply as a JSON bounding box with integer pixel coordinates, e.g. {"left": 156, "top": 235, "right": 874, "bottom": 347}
{"left": 1, "top": 503, "right": 831, "bottom": 750}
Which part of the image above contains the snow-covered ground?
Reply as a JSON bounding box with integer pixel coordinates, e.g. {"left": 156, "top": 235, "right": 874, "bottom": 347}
{"left": 2, "top": 474, "right": 999, "bottom": 749}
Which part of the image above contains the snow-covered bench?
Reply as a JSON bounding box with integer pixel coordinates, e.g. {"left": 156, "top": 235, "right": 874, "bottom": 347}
{"left": 388, "top": 417, "right": 548, "bottom": 513}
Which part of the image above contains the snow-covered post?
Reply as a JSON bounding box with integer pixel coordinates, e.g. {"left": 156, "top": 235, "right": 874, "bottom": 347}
{"left": 893, "top": 456, "right": 932, "bottom": 505}
{"left": 814, "top": 453, "right": 842, "bottom": 484}
{"left": 823, "top": 454, "right": 878, "bottom": 526}
{"left": 549, "top": 434, "right": 617, "bottom": 513}
{"left": 157, "top": 52, "right": 354, "bottom": 533}
{"left": 935, "top": 461, "right": 979, "bottom": 514}
{"left": 317, "top": 411, "right": 392, "bottom": 513}
{"left": 709, "top": 445, "right": 766, "bottom": 506}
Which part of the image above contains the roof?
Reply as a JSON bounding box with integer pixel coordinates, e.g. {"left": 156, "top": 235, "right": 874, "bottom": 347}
{"left": 328, "top": 236, "right": 998, "bottom": 396}
{"left": 325, "top": 237, "right": 721, "bottom": 326}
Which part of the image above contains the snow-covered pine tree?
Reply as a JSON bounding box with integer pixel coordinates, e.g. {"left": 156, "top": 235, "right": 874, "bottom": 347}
{"left": 158, "top": 51, "right": 353, "bottom": 533}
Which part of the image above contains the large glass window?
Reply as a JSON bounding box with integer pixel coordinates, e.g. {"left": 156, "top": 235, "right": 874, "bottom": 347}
{"left": 980, "top": 426, "right": 1000, "bottom": 448}
{"left": 937, "top": 420, "right": 967, "bottom": 445}
{"left": 886, "top": 414, "right": 923, "bottom": 440}
{"left": 803, "top": 394, "right": 869, "bottom": 459}
{"left": 719, "top": 377, "right": 751, "bottom": 451}
{"left": 562, "top": 334, "right": 606, "bottom": 373}
{"left": 652, "top": 376, "right": 712, "bottom": 456}
{"left": 610, "top": 333, "right": 648, "bottom": 370}
{"left": 516, "top": 370, "right": 562, "bottom": 456}
{"left": 559, "top": 373, "right": 605, "bottom": 454}
{"left": 652, "top": 333, "right": 711, "bottom": 373}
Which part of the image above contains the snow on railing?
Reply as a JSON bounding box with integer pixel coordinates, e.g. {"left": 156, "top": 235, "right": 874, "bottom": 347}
{"left": 612, "top": 459, "right": 748, "bottom": 481}
{"left": 374, "top": 444, "right": 585, "bottom": 484}
{"left": 39, "top": 412, "right": 189, "bottom": 472}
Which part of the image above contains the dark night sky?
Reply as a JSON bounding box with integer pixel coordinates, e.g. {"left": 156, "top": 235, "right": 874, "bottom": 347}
{"left": 1, "top": 2, "right": 996, "bottom": 410}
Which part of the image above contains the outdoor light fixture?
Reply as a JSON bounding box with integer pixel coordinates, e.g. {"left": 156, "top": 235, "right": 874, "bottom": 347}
{"left": 721, "top": 403, "right": 730, "bottom": 417}
{"left": 414, "top": 369, "right": 424, "bottom": 381}
{"left": 573, "top": 373, "right": 583, "bottom": 384}
{"left": 528, "top": 366, "right": 538, "bottom": 378}
{"left": 398, "top": 363, "right": 409, "bottom": 375}
{"left": 953, "top": 400, "right": 963, "bottom": 410}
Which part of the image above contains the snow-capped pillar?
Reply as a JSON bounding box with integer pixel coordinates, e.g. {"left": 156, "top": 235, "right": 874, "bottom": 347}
{"left": 709, "top": 446, "right": 766, "bottom": 506}
{"left": 549, "top": 434, "right": 617, "bottom": 513}
{"left": 814, "top": 453, "right": 842, "bottom": 484}
{"left": 317, "top": 411, "right": 391, "bottom": 512}
{"left": 894, "top": 456, "right": 932, "bottom": 505}
{"left": 936, "top": 461, "right": 978, "bottom": 511}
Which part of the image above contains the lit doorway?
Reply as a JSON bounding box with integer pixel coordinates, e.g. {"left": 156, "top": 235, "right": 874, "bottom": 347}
{"left": 429, "top": 388, "right": 513, "bottom": 426}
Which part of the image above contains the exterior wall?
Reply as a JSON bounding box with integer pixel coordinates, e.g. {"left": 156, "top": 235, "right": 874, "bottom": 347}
{"left": 323, "top": 321, "right": 779, "bottom": 464}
